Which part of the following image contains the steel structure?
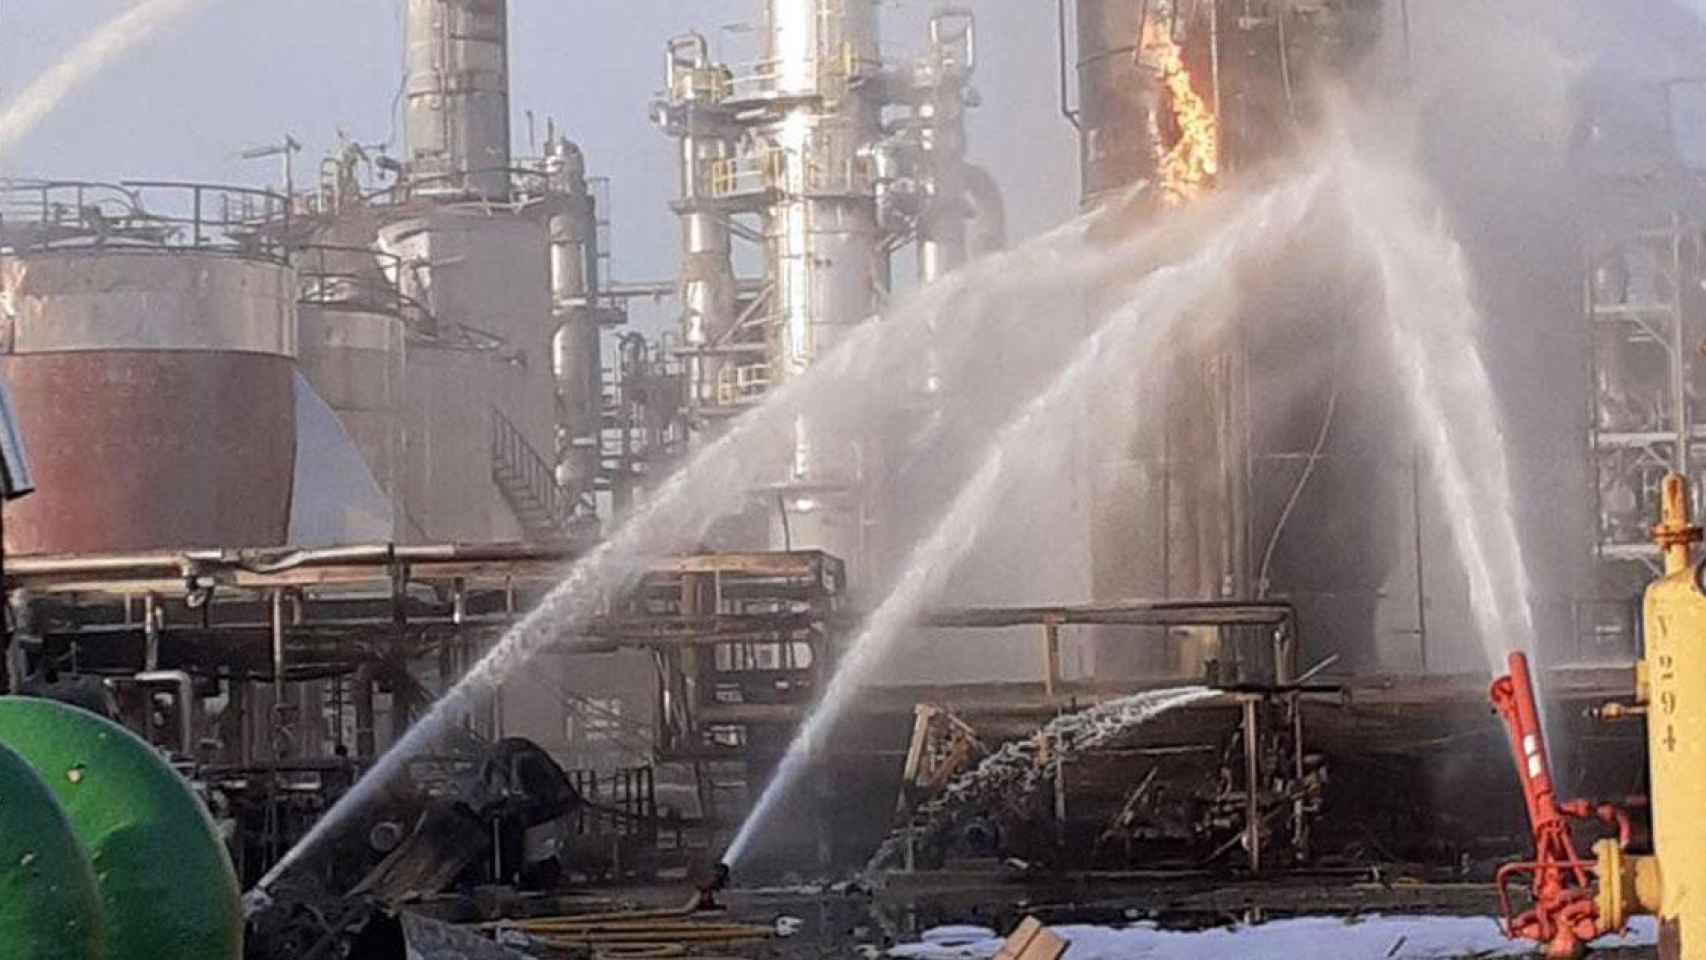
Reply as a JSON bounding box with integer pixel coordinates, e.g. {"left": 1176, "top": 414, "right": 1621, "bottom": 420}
{"left": 653, "top": 3, "right": 995, "bottom": 577}
{"left": 1576, "top": 78, "right": 1706, "bottom": 655}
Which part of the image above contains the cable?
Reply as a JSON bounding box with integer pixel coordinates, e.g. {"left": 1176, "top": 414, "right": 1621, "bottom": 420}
{"left": 1256, "top": 351, "right": 1341, "bottom": 599}
{"left": 382, "top": 0, "right": 408, "bottom": 151}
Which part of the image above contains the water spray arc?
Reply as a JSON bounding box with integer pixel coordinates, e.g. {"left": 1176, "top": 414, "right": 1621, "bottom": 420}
{"left": 0, "top": 0, "right": 214, "bottom": 157}
{"left": 721, "top": 168, "right": 1330, "bottom": 869}
{"left": 255, "top": 182, "right": 1167, "bottom": 891}
{"left": 865, "top": 685, "right": 1218, "bottom": 875}
{"left": 1340, "top": 156, "right": 1540, "bottom": 673}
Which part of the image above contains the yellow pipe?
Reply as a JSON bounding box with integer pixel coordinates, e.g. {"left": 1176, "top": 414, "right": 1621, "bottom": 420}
{"left": 1593, "top": 840, "right": 1662, "bottom": 936}
{"left": 1637, "top": 472, "right": 1706, "bottom": 956}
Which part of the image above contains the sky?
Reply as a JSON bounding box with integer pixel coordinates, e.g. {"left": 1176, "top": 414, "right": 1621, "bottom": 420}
{"left": 0, "top": 1, "right": 1079, "bottom": 298}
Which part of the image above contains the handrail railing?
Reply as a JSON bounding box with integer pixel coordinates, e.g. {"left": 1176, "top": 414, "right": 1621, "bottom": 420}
{"left": 295, "top": 243, "right": 407, "bottom": 316}
{"left": 490, "top": 408, "right": 588, "bottom": 540}
{"left": 0, "top": 179, "right": 289, "bottom": 261}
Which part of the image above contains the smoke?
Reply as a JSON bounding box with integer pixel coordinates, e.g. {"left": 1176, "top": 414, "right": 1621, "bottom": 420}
{"left": 0, "top": 0, "right": 214, "bottom": 157}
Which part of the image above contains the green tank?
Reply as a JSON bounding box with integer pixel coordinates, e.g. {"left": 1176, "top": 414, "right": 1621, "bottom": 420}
{"left": 0, "top": 697, "right": 242, "bottom": 960}
{"left": 0, "top": 740, "right": 105, "bottom": 960}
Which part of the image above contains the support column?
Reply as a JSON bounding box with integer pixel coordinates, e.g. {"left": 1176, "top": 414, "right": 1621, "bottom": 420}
{"left": 270, "top": 588, "right": 294, "bottom": 760}
{"left": 1042, "top": 617, "right": 1062, "bottom": 700}
{"left": 680, "top": 572, "right": 712, "bottom": 824}
{"left": 353, "top": 665, "right": 377, "bottom": 760}
{"left": 1243, "top": 696, "right": 1262, "bottom": 873}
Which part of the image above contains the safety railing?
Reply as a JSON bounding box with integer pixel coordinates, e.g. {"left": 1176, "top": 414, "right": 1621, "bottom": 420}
{"left": 715, "top": 363, "right": 772, "bottom": 406}
{"left": 490, "top": 408, "right": 587, "bottom": 541}
{"left": 0, "top": 179, "right": 290, "bottom": 261}
{"left": 706, "top": 144, "right": 873, "bottom": 200}
{"left": 295, "top": 244, "right": 407, "bottom": 315}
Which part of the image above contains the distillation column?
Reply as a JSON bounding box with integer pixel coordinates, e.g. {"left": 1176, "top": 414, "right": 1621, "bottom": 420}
{"left": 404, "top": 0, "right": 512, "bottom": 201}
{"left": 1069, "top": 0, "right": 1393, "bottom": 676}
{"left": 760, "top": 0, "right": 888, "bottom": 568}
{"left": 655, "top": 2, "right": 994, "bottom": 585}
{"left": 543, "top": 137, "right": 604, "bottom": 517}
{"left": 664, "top": 34, "right": 740, "bottom": 415}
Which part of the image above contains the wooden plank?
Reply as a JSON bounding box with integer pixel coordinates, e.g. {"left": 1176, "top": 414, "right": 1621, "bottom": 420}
{"left": 994, "top": 918, "right": 1067, "bottom": 960}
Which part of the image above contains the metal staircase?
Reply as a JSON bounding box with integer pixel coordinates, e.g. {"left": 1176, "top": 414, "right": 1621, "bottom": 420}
{"left": 490, "top": 408, "right": 587, "bottom": 543}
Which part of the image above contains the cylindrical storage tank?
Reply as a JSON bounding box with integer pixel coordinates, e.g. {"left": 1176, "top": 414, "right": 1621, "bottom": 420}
{"left": 297, "top": 305, "right": 406, "bottom": 509}
{"left": 405, "top": 0, "right": 512, "bottom": 201}
{"left": 0, "top": 252, "right": 296, "bottom": 555}
{"left": 378, "top": 207, "right": 553, "bottom": 542}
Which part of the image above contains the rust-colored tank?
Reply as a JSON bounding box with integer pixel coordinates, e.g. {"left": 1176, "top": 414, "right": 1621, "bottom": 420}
{"left": 0, "top": 251, "right": 296, "bottom": 554}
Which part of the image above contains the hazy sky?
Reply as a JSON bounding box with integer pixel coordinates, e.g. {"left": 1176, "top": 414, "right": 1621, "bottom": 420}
{"left": 0, "top": 1, "right": 1078, "bottom": 293}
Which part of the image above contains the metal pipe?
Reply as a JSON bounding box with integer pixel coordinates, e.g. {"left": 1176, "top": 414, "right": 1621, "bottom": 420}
{"left": 1057, "top": 0, "right": 1080, "bottom": 128}
{"left": 1242, "top": 697, "right": 1261, "bottom": 873}
{"left": 665, "top": 32, "right": 709, "bottom": 93}
{"left": 930, "top": 8, "right": 975, "bottom": 73}
{"left": 8, "top": 542, "right": 578, "bottom": 579}
{"left": 270, "top": 589, "right": 286, "bottom": 704}
{"left": 543, "top": 136, "right": 603, "bottom": 502}
{"left": 922, "top": 600, "right": 1295, "bottom": 628}
{"left": 142, "top": 593, "right": 160, "bottom": 672}
{"left": 134, "top": 670, "right": 195, "bottom": 756}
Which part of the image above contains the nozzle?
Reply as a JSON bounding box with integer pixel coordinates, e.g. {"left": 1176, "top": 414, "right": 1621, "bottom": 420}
{"left": 694, "top": 862, "right": 731, "bottom": 911}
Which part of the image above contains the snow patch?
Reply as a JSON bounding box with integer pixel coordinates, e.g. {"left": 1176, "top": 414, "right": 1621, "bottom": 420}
{"left": 889, "top": 915, "right": 1659, "bottom": 959}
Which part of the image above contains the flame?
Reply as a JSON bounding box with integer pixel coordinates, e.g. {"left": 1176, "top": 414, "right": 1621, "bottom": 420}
{"left": 1142, "top": 20, "right": 1219, "bottom": 205}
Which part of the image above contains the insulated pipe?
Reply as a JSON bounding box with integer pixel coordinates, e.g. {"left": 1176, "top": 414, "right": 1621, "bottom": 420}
{"left": 543, "top": 136, "right": 603, "bottom": 500}
{"left": 134, "top": 669, "right": 196, "bottom": 757}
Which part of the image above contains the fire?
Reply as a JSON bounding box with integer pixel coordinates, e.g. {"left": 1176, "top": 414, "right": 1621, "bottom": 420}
{"left": 1141, "top": 20, "right": 1219, "bottom": 205}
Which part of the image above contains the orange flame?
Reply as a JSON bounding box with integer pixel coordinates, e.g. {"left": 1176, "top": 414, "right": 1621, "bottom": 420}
{"left": 1142, "top": 20, "right": 1219, "bottom": 205}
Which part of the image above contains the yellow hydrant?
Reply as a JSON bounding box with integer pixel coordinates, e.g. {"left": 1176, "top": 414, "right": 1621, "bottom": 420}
{"left": 1604, "top": 471, "right": 1706, "bottom": 957}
